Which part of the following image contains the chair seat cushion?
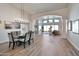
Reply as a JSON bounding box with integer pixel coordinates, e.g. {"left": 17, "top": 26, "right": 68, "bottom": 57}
{"left": 19, "top": 39, "right": 24, "bottom": 42}
{"left": 14, "top": 39, "right": 19, "bottom": 41}
{"left": 10, "top": 39, "right": 19, "bottom": 42}
{"left": 19, "top": 38, "right": 29, "bottom": 42}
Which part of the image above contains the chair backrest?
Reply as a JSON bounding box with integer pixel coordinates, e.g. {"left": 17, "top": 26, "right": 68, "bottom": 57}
{"left": 31, "top": 32, "right": 34, "bottom": 39}
{"left": 29, "top": 31, "right": 34, "bottom": 40}
{"left": 8, "top": 33, "right": 12, "bottom": 42}
{"left": 8, "top": 32, "right": 14, "bottom": 42}
{"left": 24, "top": 32, "right": 30, "bottom": 42}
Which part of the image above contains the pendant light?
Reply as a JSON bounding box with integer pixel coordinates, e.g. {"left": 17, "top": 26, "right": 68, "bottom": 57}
{"left": 21, "top": 3, "right": 24, "bottom": 24}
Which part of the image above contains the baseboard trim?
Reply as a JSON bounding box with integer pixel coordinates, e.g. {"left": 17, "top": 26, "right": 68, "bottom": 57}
{"left": 0, "top": 41, "right": 8, "bottom": 45}
{"left": 67, "top": 38, "right": 79, "bottom": 55}
{"left": 68, "top": 38, "right": 79, "bottom": 50}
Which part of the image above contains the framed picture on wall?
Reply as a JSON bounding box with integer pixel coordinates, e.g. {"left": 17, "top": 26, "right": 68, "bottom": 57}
{"left": 5, "top": 22, "right": 20, "bottom": 29}
{"left": 72, "top": 19, "right": 79, "bottom": 34}
{"left": 68, "top": 21, "right": 72, "bottom": 31}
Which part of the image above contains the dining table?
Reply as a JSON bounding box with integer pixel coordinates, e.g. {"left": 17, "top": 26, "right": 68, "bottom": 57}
{"left": 14, "top": 34, "right": 25, "bottom": 46}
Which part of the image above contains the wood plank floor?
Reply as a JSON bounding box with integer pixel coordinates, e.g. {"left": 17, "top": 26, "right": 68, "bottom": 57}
{"left": 0, "top": 33, "right": 79, "bottom": 56}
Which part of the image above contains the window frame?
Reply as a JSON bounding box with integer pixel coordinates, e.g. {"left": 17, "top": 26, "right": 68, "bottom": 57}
{"left": 72, "top": 19, "right": 79, "bottom": 34}
{"left": 68, "top": 21, "right": 72, "bottom": 31}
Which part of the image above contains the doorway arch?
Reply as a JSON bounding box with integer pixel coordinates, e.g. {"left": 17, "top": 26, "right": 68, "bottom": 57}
{"left": 34, "top": 15, "right": 63, "bottom": 34}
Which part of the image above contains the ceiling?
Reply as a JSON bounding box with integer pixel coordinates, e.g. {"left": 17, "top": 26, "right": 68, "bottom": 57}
{"left": 11, "top": 3, "right": 68, "bottom": 15}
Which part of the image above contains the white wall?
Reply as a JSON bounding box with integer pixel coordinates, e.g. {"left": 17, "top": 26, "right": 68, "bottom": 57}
{"left": 0, "top": 4, "right": 20, "bottom": 20}
{"left": 67, "top": 3, "right": 79, "bottom": 50}
{"left": 0, "top": 20, "right": 9, "bottom": 43}
{"left": 0, "top": 4, "right": 30, "bottom": 43}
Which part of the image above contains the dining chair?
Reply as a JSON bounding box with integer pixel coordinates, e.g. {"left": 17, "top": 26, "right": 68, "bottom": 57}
{"left": 18, "top": 33, "right": 30, "bottom": 48}
{"left": 29, "top": 31, "right": 34, "bottom": 43}
{"left": 8, "top": 32, "right": 19, "bottom": 49}
{"left": 25, "top": 31, "right": 35, "bottom": 46}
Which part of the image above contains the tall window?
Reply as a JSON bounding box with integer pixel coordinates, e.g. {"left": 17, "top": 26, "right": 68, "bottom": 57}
{"left": 68, "top": 21, "right": 72, "bottom": 31}
{"left": 72, "top": 20, "right": 78, "bottom": 33}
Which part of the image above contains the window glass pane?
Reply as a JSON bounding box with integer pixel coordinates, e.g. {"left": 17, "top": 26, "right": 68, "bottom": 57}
{"left": 48, "top": 20, "right": 53, "bottom": 23}
{"left": 43, "top": 20, "right": 47, "bottom": 23}
{"left": 43, "top": 25, "right": 59, "bottom": 32}
{"left": 54, "top": 19, "right": 59, "bottom": 22}
{"left": 68, "top": 21, "right": 72, "bottom": 31}
{"left": 38, "top": 26, "right": 42, "bottom": 31}
{"left": 72, "top": 21, "right": 78, "bottom": 33}
{"left": 51, "top": 25, "right": 54, "bottom": 31}
{"left": 44, "top": 25, "right": 50, "bottom": 31}
{"left": 54, "top": 25, "right": 58, "bottom": 30}
{"left": 68, "top": 22, "right": 70, "bottom": 30}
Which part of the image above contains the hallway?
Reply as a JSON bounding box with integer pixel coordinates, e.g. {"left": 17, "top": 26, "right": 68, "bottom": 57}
{"left": 0, "top": 33, "right": 78, "bottom": 56}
